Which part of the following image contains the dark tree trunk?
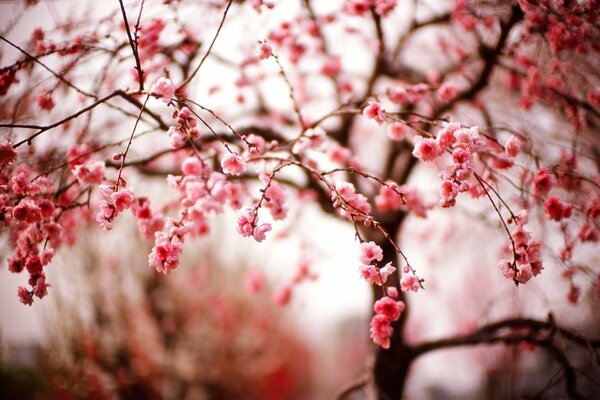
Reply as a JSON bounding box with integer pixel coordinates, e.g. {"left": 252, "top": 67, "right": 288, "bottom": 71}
{"left": 366, "top": 222, "right": 414, "bottom": 400}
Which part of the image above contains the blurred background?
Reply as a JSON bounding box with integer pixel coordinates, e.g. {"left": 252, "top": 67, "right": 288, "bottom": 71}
{"left": 1, "top": 1, "right": 599, "bottom": 399}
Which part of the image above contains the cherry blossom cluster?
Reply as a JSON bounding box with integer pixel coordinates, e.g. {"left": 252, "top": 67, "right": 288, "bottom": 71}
{"left": 344, "top": 0, "right": 398, "bottom": 17}
{"left": 137, "top": 18, "right": 166, "bottom": 63}
{"left": 1, "top": 141, "right": 57, "bottom": 305}
{"left": 357, "top": 241, "right": 421, "bottom": 347}
{"left": 519, "top": 0, "right": 599, "bottom": 53}
{"left": 370, "top": 296, "right": 405, "bottom": 349}
{"left": 164, "top": 104, "right": 202, "bottom": 149}
{"left": 331, "top": 182, "right": 371, "bottom": 221}
{"left": 95, "top": 185, "right": 135, "bottom": 231}
{"left": 498, "top": 210, "right": 543, "bottom": 285}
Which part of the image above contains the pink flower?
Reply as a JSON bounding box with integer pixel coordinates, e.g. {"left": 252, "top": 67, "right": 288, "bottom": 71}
{"left": 412, "top": 137, "right": 441, "bottom": 161}
{"left": 0, "top": 140, "right": 17, "bottom": 167}
{"left": 221, "top": 153, "right": 246, "bottom": 176}
{"left": 237, "top": 208, "right": 255, "bottom": 237}
{"left": 253, "top": 223, "right": 271, "bottom": 242}
{"left": 545, "top": 196, "right": 571, "bottom": 221}
{"left": 148, "top": 231, "right": 182, "bottom": 273}
{"left": 387, "top": 122, "right": 405, "bottom": 141}
{"left": 533, "top": 167, "right": 554, "bottom": 195}
{"left": 36, "top": 92, "right": 55, "bottom": 111}
{"left": 379, "top": 262, "right": 396, "bottom": 283}
{"left": 370, "top": 314, "right": 393, "bottom": 348}
{"left": 72, "top": 161, "right": 105, "bottom": 185}
{"left": 150, "top": 77, "right": 175, "bottom": 103}
{"left": 273, "top": 284, "right": 292, "bottom": 306}
{"left": 375, "top": 182, "right": 404, "bottom": 212}
{"left": 167, "top": 126, "right": 185, "bottom": 149}
{"left": 18, "top": 287, "right": 33, "bottom": 306}
{"left": 436, "top": 81, "right": 459, "bottom": 103}
{"left": 359, "top": 241, "right": 383, "bottom": 265}
{"left": 436, "top": 122, "right": 459, "bottom": 148}
{"left": 32, "top": 275, "right": 49, "bottom": 299}
{"left": 363, "top": 100, "right": 385, "bottom": 125}
{"left": 320, "top": 56, "right": 341, "bottom": 77}
{"left": 400, "top": 274, "right": 420, "bottom": 292}
{"left": 373, "top": 0, "right": 397, "bottom": 16}
{"left": 505, "top": 135, "right": 522, "bottom": 157}
{"left": 112, "top": 188, "right": 134, "bottom": 212}
{"left": 181, "top": 157, "right": 204, "bottom": 176}
{"left": 360, "top": 265, "right": 383, "bottom": 285}
{"left": 245, "top": 134, "right": 266, "bottom": 156}
{"left": 374, "top": 296, "right": 405, "bottom": 321}
{"left": 499, "top": 259, "right": 515, "bottom": 280}
{"left": 388, "top": 85, "right": 409, "bottom": 104}
{"left": 256, "top": 41, "right": 272, "bottom": 60}
{"left": 344, "top": 0, "right": 370, "bottom": 16}
{"left": 439, "top": 180, "right": 458, "bottom": 208}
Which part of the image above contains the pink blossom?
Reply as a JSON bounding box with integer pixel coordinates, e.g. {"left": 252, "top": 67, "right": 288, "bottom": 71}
{"left": 505, "top": 135, "right": 523, "bottom": 157}
{"left": 436, "top": 81, "right": 459, "bottom": 103}
{"left": 374, "top": 296, "right": 405, "bottom": 321}
{"left": 363, "top": 100, "right": 385, "bottom": 125}
{"left": 237, "top": 208, "right": 255, "bottom": 237}
{"left": 407, "top": 83, "right": 430, "bottom": 103}
{"left": 344, "top": 0, "right": 370, "bottom": 16}
{"left": 167, "top": 126, "right": 185, "bottom": 149}
{"left": 150, "top": 77, "right": 175, "bottom": 103}
{"left": 221, "top": 153, "right": 246, "bottom": 176}
{"left": 292, "top": 127, "right": 326, "bottom": 154}
{"left": 400, "top": 274, "right": 420, "bottom": 292}
{"left": 379, "top": 262, "right": 396, "bottom": 283}
{"left": 18, "top": 287, "right": 33, "bottom": 306}
{"left": 401, "top": 185, "right": 429, "bottom": 218}
{"left": 412, "top": 137, "right": 441, "bottom": 162}
{"left": 533, "top": 167, "right": 554, "bottom": 195}
{"left": 245, "top": 134, "right": 266, "bottom": 156}
{"left": 181, "top": 157, "right": 204, "bottom": 176}
{"left": 95, "top": 200, "right": 115, "bottom": 231}
{"left": 360, "top": 265, "right": 383, "bottom": 285}
{"left": 578, "top": 222, "right": 599, "bottom": 242}
{"left": 148, "top": 231, "right": 182, "bottom": 273}
{"left": 263, "top": 179, "right": 288, "bottom": 220}
{"left": 359, "top": 241, "right": 383, "bottom": 265}
{"left": 72, "top": 161, "right": 105, "bottom": 185}
{"left": 387, "top": 122, "right": 405, "bottom": 141}
{"left": 273, "top": 284, "right": 292, "bottom": 306}
{"left": 439, "top": 180, "right": 458, "bottom": 208}
{"left": 516, "top": 263, "right": 534, "bottom": 284}
{"left": 333, "top": 181, "right": 371, "bottom": 219}
{"left": 320, "top": 56, "right": 341, "bottom": 77}
{"left": 373, "top": 0, "right": 397, "bottom": 16}
{"left": 545, "top": 196, "right": 571, "bottom": 221}
{"left": 375, "top": 182, "right": 404, "bottom": 212}
{"left": 0, "top": 140, "right": 17, "bottom": 167}
{"left": 370, "top": 314, "right": 393, "bottom": 348}
{"left": 111, "top": 188, "right": 134, "bottom": 212}
{"left": 253, "top": 223, "right": 272, "bottom": 242}
{"left": 436, "top": 122, "right": 460, "bottom": 148}
{"left": 256, "top": 41, "right": 272, "bottom": 60}
{"left": 32, "top": 275, "right": 49, "bottom": 299}
{"left": 498, "top": 259, "right": 515, "bottom": 280}
{"left": 388, "top": 85, "right": 409, "bottom": 104}
{"left": 36, "top": 92, "right": 55, "bottom": 111}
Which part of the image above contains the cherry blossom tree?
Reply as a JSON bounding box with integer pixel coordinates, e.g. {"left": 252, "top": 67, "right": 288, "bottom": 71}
{"left": 1, "top": 0, "right": 600, "bottom": 398}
